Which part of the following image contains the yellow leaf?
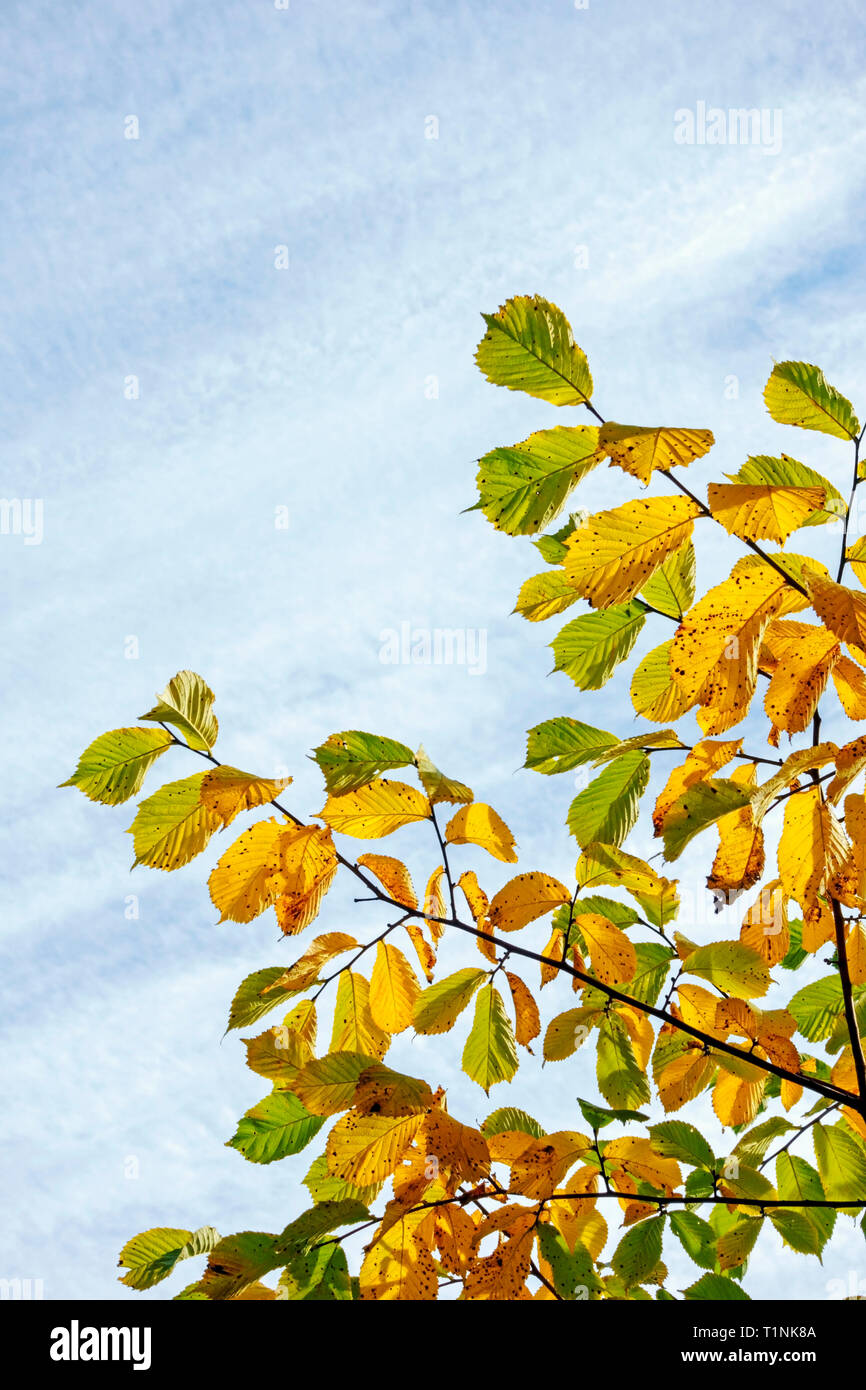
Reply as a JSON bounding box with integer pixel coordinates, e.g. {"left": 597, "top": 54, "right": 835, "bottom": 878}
{"left": 653, "top": 738, "right": 742, "bottom": 833}
{"left": 847, "top": 922, "right": 866, "bottom": 986}
{"left": 423, "top": 865, "right": 447, "bottom": 937}
{"left": 464, "top": 1209, "right": 536, "bottom": 1301}
{"left": 670, "top": 565, "right": 789, "bottom": 732}
{"left": 604, "top": 1137, "right": 681, "bottom": 1190}
{"left": 762, "top": 623, "right": 840, "bottom": 734}
{"left": 267, "top": 932, "right": 358, "bottom": 994}
{"left": 739, "top": 881, "right": 789, "bottom": 966}
{"left": 712, "top": 1069, "right": 766, "bottom": 1127}
{"left": 434, "top": 1204, "right": 477, "bottom": 1275}
{"left": 777, "top": 785, "right": 849, "bottom": 915}
{"left": 274, "top": 826, "right": 339, "bottom": 936}
{"left": 805, "top": 571, "right": 866, "bottom": 649}
{"left": 831, "top": 655, "right": 866, "bottom": 719}
{"left": 845, "top": 536, "right": 866, "bottom": 586}
{"left": 631, "top": 640, "right": 697, "bottom": 723}
{"left": 657, "top": 1049, "right": 715, "bottom": 1111}
{"left": 707, "top": 483, "right": 825, "bottom": 545}
{"left": 403, "top": 920, "right": 436, "bottom": 982}
{"left": 359, "top": 1208, "right": 438, "bottom": 1301}
{"left": 458, "top": 870, "right": 496, "bottom": 962}
{"left": 445, "top": 803, "right": 517, "bottom": 862}
{"left": 419, "top": 1111, "right": 491, "bottom": 1194}
{"left": 128, "top": 772, "right": 221, "bottom": 870}
{"left": 317, "top": 779, "right": 431, "bottom": 838}
{"left": 329, "top": 972, "right": 389, "bottom": 1058}
{"left": 708, "top": 763, "right": 765, "bottom": 895}
{"left": 369, "top": 943, "right": 420, "bottom": 1034}
{"left": 828, "top": 734, "right": 866, "bottom": 802}
{"left": 509, "top": 1132, "right": 593, "bottom": 1198}
{"left": 573, "top": 913, "right": 636, "bottom": 984}
{"left": 199, "top": 766, "right": 292, "bottom": 827}
{"left": 504, "top": 971, "right": 541, "bottom": 1047}
{"left": 327, "top": 1110, "right": 424, "bottom": 1186}
{"left": 357, "top": 854, "right": 417, "bottom": 909}
{"left": 415, "top": 744, "right": 473, "bottom": 805}
{"left": 207, "top": 817, "right": 286, "bottom": 921}
{"left": 139, "top": 668, "right": 218, "bottom": 751}
{"left": 539, "top": 924, "right": 567, "bottom": 987}
{"left": 598, "top": 423, "right": 714, "bottom": 485}
{"left": 563, "top": 495, "right": 702, "bottom": 608}
{"left": 487, "top": 872, "right": 571, "bottom": 933}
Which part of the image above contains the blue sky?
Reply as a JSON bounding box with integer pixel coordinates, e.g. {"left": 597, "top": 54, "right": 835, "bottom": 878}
{"left": 4, "top": 0, "right": 866, "bottom": 1301}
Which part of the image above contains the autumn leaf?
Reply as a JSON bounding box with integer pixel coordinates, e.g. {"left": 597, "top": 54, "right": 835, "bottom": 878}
{"left": 445, "top": 803, "right": 517, "bottom": 862}
{"left": 199, "top": 766, "right": 292, "bottom": 827}
{"left": 573, "top": 913, "right": 636, "bottom": 984}
{"left": 486, "top": 872, "right": 571, "bottom": 932}
{"left": 707, "top": 483, "right": 826, "bottom": 545}
{"left": 357, "top": 853, "right": 417, "bottom": 909}
{"left": 598, "top": 423, "right": 714, "bottom": 485}
{"left": 369, "top": 942, "right": 420, "bottom": 1033}
{"left": 312, "top": 731, "right": 415, "bottom": 795}
{"left": 414, "top": 745, "right": 473, "bottom": 805}
{"left": 563, "top": 495, "right": 702, "bottom": 608}
{"left": 505, "top": 971, "right": 541, "bottom": 1047}
{"left": 317, "top": 778, "right": 431, "bottom": 837}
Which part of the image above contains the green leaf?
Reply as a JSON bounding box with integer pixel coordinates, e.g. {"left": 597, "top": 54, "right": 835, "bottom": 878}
{"left": 461, "top": 984, "right": 519, "bottom": 1093}
{"left": 732, "top": 1117, "right": 796, "bottom": 1167}
{"left": 630, "top": 638, "right": 695, "bottom": 724}
{"left": 566, "top": 752, "right": 649, "bottom": 850}
{"left": 611, "top": 1216, "right": 664, "bottom": 1288}
{"left": 415, "top": 745, "right": 473, "bottom": 805}
{"left": 764, "top": 361, "right": 859, "bottom": 441}
{"left": 312, "top": 731, "right": 415, "bottom": 796}
{"left": 117, "top": 1226, "right": 219, "bottom": 1291}
{"left": 813, "top": 1123, "right": 866, "bottom": 1203}
{"left": 768, "top": 1208, "right": 822, "bottom": 1256}
{"left": 683, "top": 1271, "right": 751, "bottom": 1300}
{"left": 781, "top": 917, "right": 808, "bottom": 970}
{"left": 649, "top": 1121, "right": 715, "bottom": 1170}
{"left": 413, "top": 968, "right": 487, "bottom": 1035}
{"left": 196, "top": 1232, "right": 281, "bottom": 1300}
{"left": 514, "top": 569, "right": 582, "bottom": 622}
{"left": 572, "top": 894, "right": 639, "bottom": 929}
{"left": 537, "top": 1225, "right": 603, "bottom": 1300}
{"left": 627, "top": 942, "right": 676, "bottom": 1007}
{"left": 534, "top": 515, "right": 583, "bottom": 565}
{"left": 278, "top": 1241, "right": 353, "bottom": 1301}
{"left": 227, "top": 1092, "right": 324, "bottom": 1164}
{"left": 475, "top": 295, "right": 593, "bottom": 406}
{"left": 60, "top": 727, "right": 173, "bottom": 805}
{"left": 481, "top": 1107, "right": 545, "bottom": 1139}
{"left": 681, "top": 940, "right": 769, "bottom": 999}
{"left": 788, "top": 975, "right": 845, "bottom": 1041}
{"left": 639, "top": 541, "right": 695, "bottom": 619}
{"left": 732, "top": 455, "right": 845, "bottom": 528}
{"left": 139, "top": 669, "right": 218, "bottom": 751}
{"left": 551, "top": 602, "right": 647, "bottom": 691}
{"left": 126, "top": 771, "right": 220, "bottom": 870}
{"left": 525, "top": 717, "right": 616, "bottom": 775}
{"left": 577, "top": 1098, "right": 648, "bottom": 1131}
{"left": 275, "top": 1200, "right": 369, "bottom": 1259}
{"left": 776, "top": 1153, "right": 835, "bottom": 1248}
{"left": 473, "top": 427, "right": 602, "bottom": 535}
{"left": 669, "top": 1211, "right": 716, "bottom": 1270}
{"left": 302, "top": 1154, "right": 383, "bottom": 1208}
{"left": 227, "top": 967, "right": 302, "bottom": 1033}
{"left": 662, "top": 779, "right": 753, "bottom": 862}
{"left": 596, "top": 1015, "right": 651, "bottom": 1110}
